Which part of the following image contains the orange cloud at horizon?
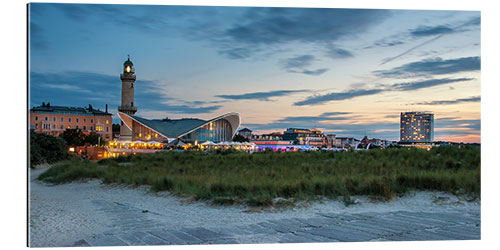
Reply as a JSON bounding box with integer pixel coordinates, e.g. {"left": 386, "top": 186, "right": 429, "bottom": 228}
{"left": 435, "top": 134, "right": 481, "bottom": 143}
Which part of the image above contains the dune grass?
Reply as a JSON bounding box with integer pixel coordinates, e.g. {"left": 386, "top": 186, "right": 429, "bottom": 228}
{"left": 38, "top": 146, "right": 480, "bottom": 206}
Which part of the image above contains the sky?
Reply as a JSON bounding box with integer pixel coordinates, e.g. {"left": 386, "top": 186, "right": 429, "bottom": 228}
{"left": 28, "top": 3, "right": 481, "bottom": 143}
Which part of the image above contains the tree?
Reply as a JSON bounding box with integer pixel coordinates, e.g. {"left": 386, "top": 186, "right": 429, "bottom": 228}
{"left": 59, "top": 129, "right": 86, "bottom": 147}
{"left": 112, "top": 123, "right": 120, "bottom": 133}
{"left": 232, "top": 134, "right": 250, "bottom": 142}
{"left": 59, "top": 129, "right": 105, "bottom": 146}
{"left": 84, "top": 132, "right": 103, "bottom": 146}
{"left": 30, "top": 131, "right": 69, "bottom": 166}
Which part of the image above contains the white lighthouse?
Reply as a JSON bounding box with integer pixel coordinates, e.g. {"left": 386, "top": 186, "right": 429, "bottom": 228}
{"left": 118, "top": 56, "right": 137, "bottom": 141}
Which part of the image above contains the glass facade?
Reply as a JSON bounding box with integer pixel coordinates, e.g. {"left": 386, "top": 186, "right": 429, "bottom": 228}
{"left": 131, "top": 120, "right": 168, "bottom": 142}
{"left": 180, "top": 119, "right": 233, "bottom": 143}
{"left": 123, "top": 112, "right": 238, "bottom": 144}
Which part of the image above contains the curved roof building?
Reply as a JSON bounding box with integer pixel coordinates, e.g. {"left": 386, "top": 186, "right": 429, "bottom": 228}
{"left": 118, "top": 111, "right": 240, "bottom": 143}
{"left": 116, "top": 57, "right": 240, "bottom": 143}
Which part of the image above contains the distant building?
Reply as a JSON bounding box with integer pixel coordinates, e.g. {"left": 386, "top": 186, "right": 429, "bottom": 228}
{"left": 334, "top": 137, "right": 359, "bottom": 148}
{"left": 252, "top": 132, "right": 283, "bottom": 141}
{"left": 358, "top": 136, "right": 389, "bottom": 149}
{"left": 238, "top": 128, "right": 253, "bottom": 139}
{"left": 30, "top": 102, "right": 113, "bottom": 140}
{"left": 283, "top": 128, "right": 325, "bottom": 146}
{"left": 326, "top": 134, "right": 336, "bottom": 148}
{"left": 400, "top": 112, "right": 434, "bottom": 143}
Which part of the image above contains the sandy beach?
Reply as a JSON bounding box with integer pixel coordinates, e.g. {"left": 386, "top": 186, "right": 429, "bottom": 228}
{"left": 29, "top": 167, "right": 480, "bottom": 247}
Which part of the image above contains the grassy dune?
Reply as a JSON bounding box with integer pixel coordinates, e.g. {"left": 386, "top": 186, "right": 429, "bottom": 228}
{"left": 38, "top": 146, "right": 480, "bottom": 206}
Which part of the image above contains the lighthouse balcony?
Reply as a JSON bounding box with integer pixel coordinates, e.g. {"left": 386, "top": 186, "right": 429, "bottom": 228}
{"left": 118, "top": 105, "right": 138, "bottom": 112}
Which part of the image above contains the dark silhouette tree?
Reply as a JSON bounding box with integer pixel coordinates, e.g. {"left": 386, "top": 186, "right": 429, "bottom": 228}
{"left": 30, "top": 131, "right": 69, "bottom": 166}
{"left": 232, "top": 134, "right": 250, "bottom": 142}
{"left": 59, "top": 129, "right": 86, "bottom": 147}
{"left": 84, "top": 132, "right": 103, "bottom": 146}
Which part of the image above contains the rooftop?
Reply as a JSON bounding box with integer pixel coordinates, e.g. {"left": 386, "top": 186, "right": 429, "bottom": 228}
{"left": 119, "top": 112, "right": 240, "bottom": 139}
{"left": 31, "top": 103, "right": 111, "bottom": 116}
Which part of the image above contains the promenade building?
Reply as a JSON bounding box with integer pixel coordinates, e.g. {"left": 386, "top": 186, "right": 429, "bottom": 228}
{"left": 118, "top": 112, "right": 239, "bottom": 144}
{"left": 326, "top": 134, "right": 336, "bottom": 148}
{"left": 237, "top": 128, "right": 253, "bottom": 139}
{"left": 29, "top": 103, "right": 113, "bottom": 140}
{"left": 116, "top": 57, "right": 239, "bottom": 143}
{"left": 283, "top": 128, "right": 325, "bottom": 146}
{"left": 334, "top": 137, "right": 359, "bottom": 148}
{"left": 400, "top": 112, "right": 434, "bottom": 143}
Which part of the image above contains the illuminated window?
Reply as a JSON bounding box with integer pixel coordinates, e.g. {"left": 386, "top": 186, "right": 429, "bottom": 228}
{"left": 96, "top": 125, "right": 103, "bottom": 132}
{"left": 106, "top": 120, "right": 109, "bottom": 124}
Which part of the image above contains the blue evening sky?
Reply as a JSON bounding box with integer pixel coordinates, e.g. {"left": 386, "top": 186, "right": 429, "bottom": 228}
{"left": 28, "top": 3, "right": 481, "bottom": 142}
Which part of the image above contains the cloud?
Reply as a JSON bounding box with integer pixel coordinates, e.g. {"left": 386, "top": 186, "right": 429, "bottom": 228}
{"left": 301, "top": 68, "right": 329, "bottom": 76}
{"left": 370, "top": 40, "right": 404, "bottom": 49}
{"left": 391, "top": 77, "right": 473, "bottom": 91}
{"left": 52, "top": 4, "right": 175, "bottom": 35}
{"left": 384, "top": 114, "right": 401, "bottom": 119}
{"left": 326, "top": 45, "right": 354, "bottom": 59}
{"left": 30, "top": 71, "right": 222, "bottom": 115}
{"left": 215, "top": 89, "right": 308, "bottom": 101}
{"left": 379, "top": 16, "right": 480, "bottom": 65}
{"left": 224, "top": 8, "right": 389, "bottom": 46}
{"left": 413, "top": 96, "right": 480, "bottom": 105}
{"left": 218, "top": 47, "right": 255, "bottom": 60}
{"left": 29, "top": 22, "right": 49, "bottom": 51}
{"left": 216, "top": 8, "right": 390, "bottom": 60}
{"left": 294, "top": 77, "right": 473, "bottom": 106}
{"left": 280, "top": 55, "right": 329, "bottom": 76}
{"left": 294, "top": 88, "right": 385, "bottom": 106}
{"left": 321, "top": 112, "right": 352, "bottom": 116}
{"left": 147, "top": 104, "right": 222, "bottom": 114}
{"left": 41, "top": 83, "right": 93, "bottom": 94}
{"left": 277, "top": 115, "right": 351, "bottom": 124}
{"left": 283, "top": 55, "right": 314, "bottom": 69}
{"left": 375, "top": 56, "right": 481, "bottom": 78}
{"left": 410, "top": 25, "right": 455, "bottom": 37}
{"left": 435, "top": 117, "right": 481, "bottom": 131}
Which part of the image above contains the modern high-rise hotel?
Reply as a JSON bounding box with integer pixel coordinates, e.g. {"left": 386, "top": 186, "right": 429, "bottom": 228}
{"left": 400, "top": 112, "right": 434, "bottom": 143}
